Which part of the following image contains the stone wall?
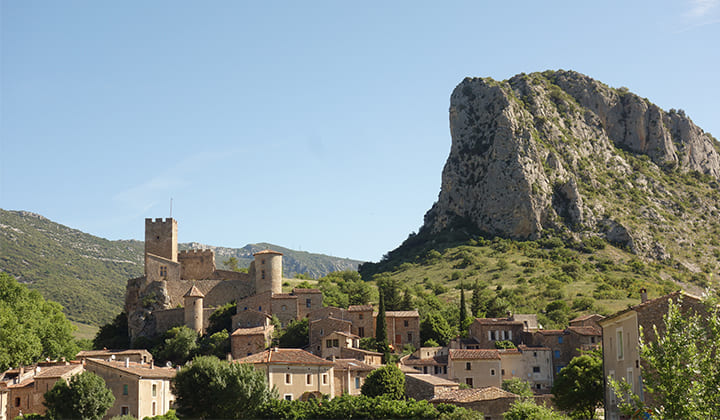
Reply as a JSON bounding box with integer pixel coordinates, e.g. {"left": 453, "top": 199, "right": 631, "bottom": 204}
{"left": 144, "top": 218, "right": 177, "bottom": 263}
{"left": 309, "top": 317, "right": 351, "bottom": 355}
{"left": 178, "top": 250, "right": 215, "bottom": 280}
{"left": 165, "top": 279, "right": 254, "bottom": 308}
{"left": 154, "top": 307, "right": 215, "bottom": 333}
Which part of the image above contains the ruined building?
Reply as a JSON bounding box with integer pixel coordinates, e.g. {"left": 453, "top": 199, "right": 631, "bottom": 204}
{"left": 125, "top": 218, "right": 321, "bottom": 340}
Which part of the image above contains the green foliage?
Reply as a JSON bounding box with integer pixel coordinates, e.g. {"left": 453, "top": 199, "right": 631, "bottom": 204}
{"left": 109, "top": 416, "right": 137, "bottom": 420}
{"left": 610, "top": 296, "right": 720, "bottom": 419}
{"left": 503, "top": 398, "right": 570, "bottom": 420}
{"left": 277, "top": 318, "right": 309, "bottom": 348}
{"left": 172, "top": 355, "right": 277, "bottom": 419}
{"left": 377, "top": 275, "right": 403, "bottom": 310}
{"left": 420, "top": 311, "right": 455, "bottom": 347}
{"left": 376, "top": 291, "right": 388, "bottom": 346}
{"left": 317, "top": 270, "right": 371, "bottom": 308}
{"left": 44, "top": 371, "right": 115, "bottom": 420}
{"left": 142, "top": 409, "right": 178, "bottom": 420}
{"left": 93, "top": 312, "right": 129, "bottom": 350}
{"left": 197, "top": 330, "right": 230, "bottom": 359}
{"left": 502, "top": 378, "right": 533, "bottom": 398}
{"left": 494, "top": 340, "right": 516, "bottom": 349}
{"left": 423, "top": 338, "right": 440, "bottom": 347}
{"left": 0, "top": 272, "right": 78, "bottom": 371}
{"left": 360, "top": 365, "right": 405, "bottom": 399}
{"left": 551, "top": 349, "right": 603, "bottom": 419}
{"left": 156, "top": 326, "right": 198, "bottom": 365}
{"left": 206, "top": 301, "right": 237, "bottom": 336}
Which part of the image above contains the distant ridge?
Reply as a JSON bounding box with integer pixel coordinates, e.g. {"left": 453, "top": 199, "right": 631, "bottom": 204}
{"left": 0, "top": 209, "right": 364, "bottom": 326}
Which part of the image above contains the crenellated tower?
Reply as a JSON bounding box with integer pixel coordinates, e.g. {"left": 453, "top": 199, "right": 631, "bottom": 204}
{"left": 145, "top": 218, "right": 178, "bottom": 263}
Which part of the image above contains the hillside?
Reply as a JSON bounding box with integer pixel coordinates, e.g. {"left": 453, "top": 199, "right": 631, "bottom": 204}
{"left": 0, "top": 209, "right": 363, "bottom": 326}
{"left": 360, "top": 70, "right": 719, "bottom": 326}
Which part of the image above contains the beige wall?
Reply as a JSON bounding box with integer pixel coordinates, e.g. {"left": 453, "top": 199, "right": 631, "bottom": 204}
{"left": 257, "top": 364, "right": 334, "bottom": 400}
{"left": 146, "top": 254, "right": 181, "bottom": 283}
{"left": 602, "top": 311, "right": 640, "bottom": 420}
{"left": 321, "top": 332, "right": 356, "bottom": 359}
{"left": 499, "top": 350, "right": 553, "bottom": 391}
{"left": 0, "top": 388, "right": 7, "bottom": 420}
{"left": 178, "top": 250, "right": 215, "bottom": 280}
{"left": 448, "top": 358, "right": 502, "bottom": 389}
{"left": 333, "top": 369, "right": 369, "bottom": 396}
{"left": 271, "top": 297, "right": 299, "bottom": 327}
{"left": 231, "top": 328, "right": 274, "bottom": 359}
{"left": 347, "top": 309, "right": 374, "bottom": 338}
{"left": 294, "top": 292, "right": 322, "bottom": 319}
{"left": 255, "top": 254, "right": 282, "bottom": 295}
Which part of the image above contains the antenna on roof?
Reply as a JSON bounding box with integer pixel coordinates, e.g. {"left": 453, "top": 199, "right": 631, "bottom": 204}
{"left": 170, "top": 198, "right": 173, "bottom": 218}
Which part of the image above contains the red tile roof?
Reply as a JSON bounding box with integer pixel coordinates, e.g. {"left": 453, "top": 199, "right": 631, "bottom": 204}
{"left": 86, "top": 359, "right": 176, "bottom": 379}
{"left": 34, "top": 364, "right": 83, "bottom": 379}
{"left": 403, "top": 355, "right": 448, "bottom": 366}
{"left": 449, "top": 349, "right": 500, "bottom": 360}
{"left": 384, "top": 310, "right": 419, "bottom": 318}
{"left": 231, "top": 326, "right": 271, "bottom": 336}
{"left": 236, "top": 348, "right": 333, "bottom": 366}
{"left": 473, "top": 317, "right": 523, "bottom": 326}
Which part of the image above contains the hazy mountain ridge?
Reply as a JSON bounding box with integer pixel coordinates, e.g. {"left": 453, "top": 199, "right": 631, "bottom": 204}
{"left": 0, "top": 209, "right": 363, "bottom": 326}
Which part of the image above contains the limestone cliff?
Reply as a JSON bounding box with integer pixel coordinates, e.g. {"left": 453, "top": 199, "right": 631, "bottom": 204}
{"left": 423, "top": 70, "right": 720, "bottom": 263}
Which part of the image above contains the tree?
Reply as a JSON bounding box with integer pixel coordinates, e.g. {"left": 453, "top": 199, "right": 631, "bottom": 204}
{"left": 502, "top": 378, "right": 533, "bottom": 398}
{"left": 157, "top": 326, "right": 198, "bottom": 365}
{"left": 172, "top": 355, "right": 276, "bottom": 419}
{"left": 0, "top": 272, "right": 78, "bottom": 371}
{"left": 277, "top": 318, "right": 309, "bottom": 348}
{"left": 361, "top": 364, "right": 405, "bottom": 399}
{"left": 93, "top": 312, "right": 130, "bottom": 350}
{"left": 470, "top": 280, "right": 489, "bottom": 317}
{"left": 459, "top": 284, "right": 468, "bottom": 333}
{"left": 420, "top": 311, "right": 455, "bottom": 347}
{"left": 44, "top": 371, "right": 115, "bottom": 420}
{"left": 197, "top": 330, "right": 230, "bottom": 359}
{"left": 611, "top": 296, "right": 720, "bottom": 419}
{"left": 400, "top": 288, "right": 414, "bottom": 311}
{"left": 345, "top": 280, "right": 372, "bottom": 306}
{"left": 376, "top": 275, "right": 402, "bottom": 311}
{"left": 206, "top": 301, "right": 237, "bottom": 336}
{"left": 503, "top": 399, "right": 570, "bottom": 420}
{"left": 376, "top": 291, "right": 388, "bottom": 346}
{"left": 552, "top": 349, "right": 603, "bottom": 419}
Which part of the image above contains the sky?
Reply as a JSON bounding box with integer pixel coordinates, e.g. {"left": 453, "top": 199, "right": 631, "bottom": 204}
{"left": 2, "top": 1, "right": 719, "bottom": 263}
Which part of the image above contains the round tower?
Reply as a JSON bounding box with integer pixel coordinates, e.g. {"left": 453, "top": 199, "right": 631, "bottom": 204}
{"left": 183, "top": 285, "right": 204, "bottom": 334}
{"left": 253, "top": 249, "right": 283, "bottom": 295}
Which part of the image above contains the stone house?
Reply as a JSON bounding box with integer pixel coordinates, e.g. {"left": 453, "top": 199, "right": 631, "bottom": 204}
{"left": 401, "top": 347, "right": 449, "bottom": 377}
{"left": 309, "top": 316, "right": 352, "bottom": 355}
{"left": 231, "top": 325, "right": 275, "bottom": 359}
{"left": 347, "top": 305, "right": 374, "bottom": 338}
{"left": 320, "top": 331, "right": 359, "bottom": 360}
{"left": 447, "top": 349, "right": 502, "bottom": 389}
{"left": 468, "top": 316, "right": 526, "bottom": 348}
{"left": 404, "top": 374, "right": 459, "bottom": 401}
{"left": 338, "top": 347, "right": 383, "bottom": 366}
{"left": 85, "top": 358, "right": 176, "bottom": 419}
{"left": 569, "top": 313, "right": 604, "bottom": 329}
{"left": 498, "top": 345, "right": 553, "bottom": 392}
{"left": 76, "top": 349, "right": 153, "bottom": 365}
{"left": 331, "top": 358, "right": 375, "bottom": 396}
{"left": 236, "top": 348, "right": 334, "bottom": 401}
{"left": 384, "top": 311, "right": 421, "bottom": 350}
{"left": 430, "top": 387, "right": 520, "bottom": 420}
{"left": 0, "top": 362, "right": 83, "bottom": 420}
{"left": 525, "top": 324, "right": 601, "bottom": 378}
{"left": 599, "top": 291, "right": 705, "bottom": 420}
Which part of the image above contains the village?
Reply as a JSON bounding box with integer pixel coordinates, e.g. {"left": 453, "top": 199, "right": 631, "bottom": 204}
{"left": 0, "top": 218, "right": 709, "bottom": 420}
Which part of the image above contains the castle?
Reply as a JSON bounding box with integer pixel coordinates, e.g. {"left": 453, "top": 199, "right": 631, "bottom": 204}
{"left": 125, "top": 218, "right": 322, "bottom": 340}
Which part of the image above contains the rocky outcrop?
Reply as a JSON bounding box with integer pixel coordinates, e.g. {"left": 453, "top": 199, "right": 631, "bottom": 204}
{"left": 423, "top": 70, "right": 720, "bottom": 260}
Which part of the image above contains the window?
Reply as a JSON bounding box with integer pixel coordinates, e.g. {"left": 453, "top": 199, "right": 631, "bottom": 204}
{"left": 558, "top": 336, "right": 564, "bottom": 344}
{"left": 14, "top": 397, "right": 20, "bottom": 407}
{"left": 121, "top": 407, "right": 129, "bottom": 415}
{"left": 306, "top": 374, "right": 312, "bottom": 385}
{"left": 533, "top": 366, "right": 540, "bottom": 373}
{"left": 261, "top": 270, "right": 265, "bottom": 279}
{"left": 358, "top": 327, "right": 365, "bottom": 336}
{"left": 444, "top": 366, "right": 447, "bottom": 374}
{"left": 333, "top": 339, "right": 339, "bottom": 347}
{"left": 501, "top": 369, "right": 505, "bottom": 375}
{"left": 404, "top": 320, "right": 409, "bottom": 327}
{"left": 258, "top": 305, "right": 262, "bottom": 311}
{"left": 282, "top": 305, "right": 287, "bottom": 311}
{"left": 533, "top": 351, "right": 537, "bottom": 357}
{"left": 408, "top": 332, "right": 412, "bottom": 342}
{"left": 490, "top": 369, "right": 496, "bottom": 376}
{"left": 261, "top": 259, "right": 265, "bottom": 265}
{"left": 489, "top": 331, "right": 496, "bottom": 340}
{"left": 466, "top": 362, "right": 471, "bottom": 370}
{"left": 626, "top": 368, "right": 634, "bottom": 393}
{"left": 284, "top": 394, "right": 292, "bottom": 401}
{"left": 617, "top": 329, "right": 624, "bottom": 360}
{"left": 554, "top": 350, "right": 561, "bottom": 359}
{"left": 306, "top": 299, "right": 312, "bottom": 309}
{"left": 359, "top": 314, "right": 364, "bottom": 320}
{"left": 501, "top": 330, "right": 507, "bottom": 340}
{"left": 465, "top": 378, "right": 473, "bottom": 387}
{"left": 355, "top": 377, "right": 361, "bottom": 388}
{"left": 326, "top": 339, "right": 333, "bottom": 348}
{"left": 556, "top": 365, "right": 564, "bottom": 373}
{"left": 591, "top": 336, "right": 596, "bottom": 344}
{"left": 152, "top": 401, "right": 156, "bottom": 416}
{"left": 152, "top": 383, "right": 157, "bottom": 397}
{"left": 123, "top": 384, "right": 128, "bottom": 395}
{"left": 536, "top": 384, "right": 541, "bottom": 390}
{"left": 160, "top": 266, "right": 167, "bottom": 277}
{"left": 285, "top": 373, "right": 291, "bottom": 385}
{"left": 322, "top": 374, "right": 328, "bottom": 385}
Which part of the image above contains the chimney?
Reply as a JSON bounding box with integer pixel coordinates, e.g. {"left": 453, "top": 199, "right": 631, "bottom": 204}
{"left": 640, "top": 288, "right": 648, "bottom": 303}
{"left": 150, "top": 363, "right": 155, "bottom": 370}
{"left": 125, "top": 358, "right": 130, "bottom": 368}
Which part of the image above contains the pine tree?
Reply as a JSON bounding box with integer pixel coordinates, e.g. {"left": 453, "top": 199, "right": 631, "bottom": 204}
{"left": 471, "top": 280, "right": 484, "bottom": 317}
{"left": 400, "top": 288, "right": 414, "bottom": 311}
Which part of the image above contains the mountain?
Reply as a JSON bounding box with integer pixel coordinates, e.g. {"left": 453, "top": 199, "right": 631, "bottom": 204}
{"left": 0, "top": 209, "right": 364, "bottom": 326}
{"left": 359, "top": 70, "right": 718, "bottom": 327}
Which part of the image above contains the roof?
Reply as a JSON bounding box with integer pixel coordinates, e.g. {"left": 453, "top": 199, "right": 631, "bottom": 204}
{"left": 76, "top": 349, "right": 151, "bottom": 358}
{"left": 183, "top": 285, "right": 205, "bottom": 298}
{"left": 449, "top": 349, "right": 500, "bottom": 360}
{"left": 599, "top": 291, "right": 702, "bottom": 325}
{"left": 86, "top": 358, "right": 176, "bottom": 379}
{"left": 384, "top": 310, "right": 420, "bottom": 318}
{"left": 348, "top": 305, "right": 373, "bottom": 312}
{"left": 272, "top": 293, "right": 297, "bottom": 299}
{"left": 472, "top": 317, "right": 523, "bottom": 326}
{"left": 569, "top": 313, "right": 604, "bottom": 323}
{"left": 340, "top": 347, "right": 383, "bottom": 357}
{"left": 535, "top": 329, "right": 565, "bottom": 336}
{"left": 324, "top": 331, "right": 359, "bottom": 339}
{"left": 567, "top": 326, "right": 601, "bottom": 336}
{"left": 253, "top": 249, "right": 283, "bottom": 256}
{"left": 333, "top": 359, "right": 376, "bottom": 372}
{"left": 292, "top": 288, "right": 322, "bottom": 294}
{"left": 236, "top": 348, "right": 333, "bottom": 366}
{"left": 33, "top": 364, "right": 83, "bottom": 379}
{"left": 231, "top": 326, "right": 272, "bottom": 336}
{"left": 405, "top": 374, "right": 458, "bottom": 386}
{"left": 431, "top": 386, "right": 518, "bottom": 403}
{"left": 518, "top": 344, "right": 551, "bottom": 352}
{"left": 403, "top": 355, "right": 448, "bottom": 366}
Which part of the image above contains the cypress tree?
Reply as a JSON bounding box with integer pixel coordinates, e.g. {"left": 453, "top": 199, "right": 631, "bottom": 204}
{"left": 376, "top": 291, "right": 387, "bottom": 344}
{"left": 471, "top": 280, "right": 483, "bottom": 317}
{"left": 460, "top": 283, "right": 468, "bottom": 329}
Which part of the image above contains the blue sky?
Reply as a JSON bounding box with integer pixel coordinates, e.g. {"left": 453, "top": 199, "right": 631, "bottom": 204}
{"left": 2, "top": 1, "right": 719, "bottom": 262}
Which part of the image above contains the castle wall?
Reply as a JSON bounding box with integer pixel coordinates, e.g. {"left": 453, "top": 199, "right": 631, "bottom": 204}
{"left": 292, "top": 289, "right": 323, "bottom": 319}
{"left": 146, "top": 254, "right": 180, "bottom": 283}
{"left": 164, "top": 279, "right": 254, "bottom": 308}
{"left": 178, "top": 250, "right": 215, "bottom": 280}
{"left": 144, "top": 218, "right": 177, "bottom": 264}
{"left": 154, "top": 307, "right": 216, "bottom": 333}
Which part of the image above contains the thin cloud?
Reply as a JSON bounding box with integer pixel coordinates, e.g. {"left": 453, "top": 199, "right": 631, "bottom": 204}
{"left": 685, "top": 0, "right": 719, "bottom": 18}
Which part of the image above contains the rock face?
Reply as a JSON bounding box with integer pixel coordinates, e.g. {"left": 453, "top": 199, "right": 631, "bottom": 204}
{"left": 423, "top": 70, "right": 720, "bottom": 261}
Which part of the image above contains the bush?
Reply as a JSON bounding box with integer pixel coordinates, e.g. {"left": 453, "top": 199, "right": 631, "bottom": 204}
{"left": 361, "top": 365, "right": 405, "bottom": 399}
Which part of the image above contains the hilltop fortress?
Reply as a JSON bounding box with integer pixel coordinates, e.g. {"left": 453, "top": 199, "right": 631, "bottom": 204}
{"left": 125, "top": 218, "right": 322, "bottom": 339}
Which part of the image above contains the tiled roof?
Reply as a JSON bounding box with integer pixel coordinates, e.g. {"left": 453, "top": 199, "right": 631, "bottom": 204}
{"left": 253, "top": 249, "right": 283, "bottom": 256}
{"left": 86, "top": 359, "right": 176, "bottom": 379}
{"left": 292, "top": 288, "right": 322, "bottom": 294}
{"left": 76, "top": 349, "right": 150, "bottom": 358}
{"left": 272, "top": 293, "right": 297, "bottom": 299}
{"left": 231, "top": 326, "right": 271, "bottom": 336}
{"left": 384, "top": 310, "right": 420, "bottom": 318}
{"left": 325, "top": 331, "right": 359, "bottom": 339}
{"left": 567, "top": 326, "right": 601, "bottom": 336}
{"left": 599, "top": 291, "right": 703, "bottom": 324}
{"left": 518, "top": 345, "right": 551, "bottom": 352}
{"left": 34, "top": 364, "right": 82, "bottom": 379}
{"left": 535, "top": 329, "right": 565, "bottom": 335}
{"left": 431, "top": 386, "right": 518, "bottom": 403}
{"left": 569, "top": 313, "right": 604, "bottom": 323}
{"left": 348, "top": 305, "right": 373, "bottom": 312}
{"left": 473, "top": 317, "right": 523, "bottom": 326}
{"left": 333, "top": 359, "right": 376, "bottom": 372}
{"left": 236, "top": 349, "right": 333, "bottom": 365}
{"left": 449, "top": 349, "right": 500, "bottom": 360}
{"left": 183, "top": 285, "right": 205, "bottom": 298}
{"left": 498, "top": 348, "right": 521, "bottom": 355}
{"left": 406, "top": 374, "right": 458, "bottom": 386}
{"left": 403, "top": 355, "right": 448, "bottom": 366}
{"left": 340, "top": 347, "right": 383, "bottom": 357}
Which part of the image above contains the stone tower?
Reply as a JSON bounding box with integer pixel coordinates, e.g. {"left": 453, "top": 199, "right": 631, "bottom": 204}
{"left": 145, "top": 218, "right": 178, "bottom": 263}
{"left": 253, "top": 250, "right": 283, "bottom": 295}
{"left": 183, "top": 285, "right": 204, "bottom": 334}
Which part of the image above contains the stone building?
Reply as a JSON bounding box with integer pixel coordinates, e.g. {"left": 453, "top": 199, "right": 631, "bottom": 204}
{"left": 85, "top": 358, "right": 176, "bottom": 419}
{"left": 599, "top": 291, "right": 705, "bottom": 420}
{"left": 498, "top": 345, "right": 553, "bottom": 392}
{"left": 447, "top": 349, "right": 502, "bottom": 389}
{"left": 402, "top": 347, "right": 449, "bottom": 377}
{"left": 231, "top": 325, "right": 275, "bottom": 359}
{"left": 525, "top": 324, "right": 601, "bottom": 377}
{"left": 404, "top": 374, "right": 459, "bottom": 401}
{"left": 331, "top": 359, "right": 375, "bottom": 396}
{"left": 126, "top": 218, "right": 315, "bottom": 340}
{"left": 236, "top": 348, "right": 334, "bottom": 401}
{"left": 430, "top": 387, "right": 520, "bottom": 420}
{"left": 468, "top": 316, "right": 526, "bottom": 348}
{"left": 76, "top": 349, "right": 153, "bottom": 365}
